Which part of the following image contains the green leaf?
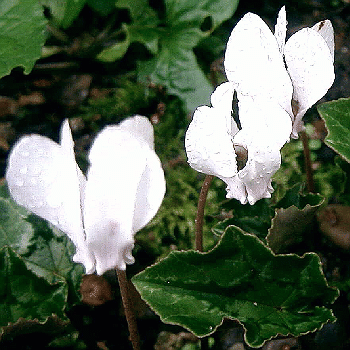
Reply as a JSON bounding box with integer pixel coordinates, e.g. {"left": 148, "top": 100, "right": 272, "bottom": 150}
{"left": 87, "top": 0, "right": 116, "bottom": 16}
{"left": 138, "top": 41, "right": 212, "bottom": 112}
{"left": 267, "top": 185, "right": 324, "bottom": 253}
{"left": 138, "top": 0, "right": 239, "bottom": 111}
{"left": 98, "top": 0, "right": 239, "bottom": 111}
{"left": 41, "top": 0, "right": 86, "bottom": 28}
{"left": 23, "top": 216, "right": 84, "bottom": 289}
{"left": 0, "top": 184, "right": 83, "bottom": 302}
{"left": 213, "top": 198, "right": 273, "bottom": 241}
{"left": 0, "top": 0, "right": 48, "bottom": 78}
{"left": 132, "top": 227, "right": 338, "bottom": 348}
{"left": 97, "top": 24, "right": 131, "bottom": 61}
{"left": 317, "top": 97, "right": 350, "bottom": 163}
{"left": 0, "top": 246, "right": 67, "bottom": 327}
{"left": 98, "top": 0, "right": 160, "bottom": 59}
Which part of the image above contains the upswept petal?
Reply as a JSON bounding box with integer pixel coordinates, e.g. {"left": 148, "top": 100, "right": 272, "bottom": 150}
{"left": 117, "top": 114, "right": 155, "bottom": 149}
{"left": 185, "top": 83, "right": 238, "bottom": 179}
{"left": 113, "top": 116, "right": 166, "bottom": 232}
{"left": 224, "top": 12, "right": 293, "bottom": 114}
{"left": 84, "top": 117, "right": 165, "bottom": 274}
{"left": 274, "top": 6, "right": 287, "bottom": 54}
{"left": 284, "top": 26, "right": 334, "bottom": 137}
{"left": 5, "top": 120, "right": 95, "bottom": 273}
{"left": 312, "top": 20, "right": 334, "bottom": 60}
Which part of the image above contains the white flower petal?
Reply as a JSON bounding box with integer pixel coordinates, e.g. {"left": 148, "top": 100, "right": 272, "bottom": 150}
{"left": 312, "top": 20, "right": 334, "bottom": 60}
{"left": 224, "top": 12, "right": 293, "bottom": 114}
{"left": 233, "top": 99, "right": 292, "bottom": 204}
{"left": 274, "top": 6, "right": 287, "bottom": 54}
{"left": 218, "top": 174, "right": 248, "bottom": 204}
{"left": 284, "top": 27, "right": 334, "bottom": 136}
{"left": 117, "top": 114, "right": 155, "bottom": 149}
{"left": 185, "top": 105, "right": 237, "bottom": 178}
{"left": 84, "top": 117, "right": 165, "bottom": 274}
{"left": 237, "top": 96, "right": 293, "bottom": 149}
{"left": 238, "top": 143, "right": 280, "bottom": 205}
{"left": 211, "top": 82, "right": 240, "bottom": 137}
{"left": 132, "top": 149, "right": 166, "bottom": 233}
{"left": 6, "top": 120, "right": 94, "bottom": 273}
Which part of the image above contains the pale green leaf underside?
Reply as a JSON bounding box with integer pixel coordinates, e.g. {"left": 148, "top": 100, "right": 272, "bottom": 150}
{"left": 317, "top": 97, "right": 350, "bottom": 163}
{"left": 132, "top": 227, "right": 338, "bottom": 348}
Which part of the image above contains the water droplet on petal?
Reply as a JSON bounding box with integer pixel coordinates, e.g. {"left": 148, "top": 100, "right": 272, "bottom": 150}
{"left": 22, "top": 151, "right": 30, "bottom": 157}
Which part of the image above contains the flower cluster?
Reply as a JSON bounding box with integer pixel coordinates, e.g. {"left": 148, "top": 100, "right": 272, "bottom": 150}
{"left": 6, "top": 116, "right": 166, "bottom": 275}
{"left": 185, "top": 7, "right": 334, "bottom": 204}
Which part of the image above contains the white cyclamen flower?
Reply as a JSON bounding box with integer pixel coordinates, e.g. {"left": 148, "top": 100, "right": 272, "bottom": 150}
{"left": 6, "top": 116, "right": 166, "bottom": 275}
{"left": 185, "top": 6, "right": 334, "bottom": 205}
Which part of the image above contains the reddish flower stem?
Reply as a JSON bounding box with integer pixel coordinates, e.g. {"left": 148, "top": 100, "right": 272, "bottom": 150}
{"left": 116, "top": 268, "right": 141, "bottom": 350}
{"left": 195, "top": 175, "right": 214, "bottom": 252}
{"left": 195, "top": 175, "right": 213, "bottom": 350}
{"left": 300, "top": 130, "right": 315, "bottom": 193}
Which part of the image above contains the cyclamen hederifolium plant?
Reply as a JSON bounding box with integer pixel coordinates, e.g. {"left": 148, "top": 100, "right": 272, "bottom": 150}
{"left": 5, "top": 115, "right": 166, "bottom": 275}
{"left": 185, "top": 6, "right": 334, "bottom": 205}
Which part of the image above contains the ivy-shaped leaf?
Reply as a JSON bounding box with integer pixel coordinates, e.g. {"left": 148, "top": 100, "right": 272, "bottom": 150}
{"left": 0, "top": 246, "right": 67, "bottom": 327}
{"left": 213, "top": 198, "right": 273, "bottom": 241}
{"left": 0, "top": 184, "right": 83, "bottom": 302}
{"left": 132, "top": 226, "right": 338, "bottom": 348}
{"left": 0, "top": 0, "right": 47, "bottom": 78}
{"left": 137, "top": 0, "right": 239, "bottom": 111}
{"left": 317, "top": 97, "right": 350, "bottom": 163}
{"left": 98, "top": 0, "right": 239, "bottom": 111}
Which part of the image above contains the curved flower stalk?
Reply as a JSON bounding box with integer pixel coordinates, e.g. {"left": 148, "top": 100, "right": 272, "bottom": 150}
{"left": 6, "top": 116, "right": 166, "bottom": 275}
{"left": 185, "top": 6, "right": 334, "bottom": 205}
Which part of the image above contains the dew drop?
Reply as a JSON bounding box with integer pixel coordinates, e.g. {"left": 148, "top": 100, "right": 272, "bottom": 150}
{"left": 22, "top": 151, "right": 30, "bottom": 157}
{"left": 253, "top": 302, "right": 258, "bottom": 306}
{"left": 209, "top": 326, "right": 213, "bottom": 331}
